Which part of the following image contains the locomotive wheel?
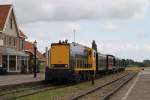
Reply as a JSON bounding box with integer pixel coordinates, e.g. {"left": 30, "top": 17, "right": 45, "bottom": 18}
{"left": 73, "top": 74, "right": 81, "bottom": 83}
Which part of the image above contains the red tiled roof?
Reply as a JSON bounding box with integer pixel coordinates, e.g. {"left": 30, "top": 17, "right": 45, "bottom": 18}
{"left": 0, "top": 5, "right": 11, "bottom": 31}
{"left": 24, "top": 41, "right": 46, "bottom": 61}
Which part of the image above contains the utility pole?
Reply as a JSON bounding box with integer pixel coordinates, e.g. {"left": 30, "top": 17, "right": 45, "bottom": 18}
{"left": 73, "top": 29, "right": 76, "bottom": 43}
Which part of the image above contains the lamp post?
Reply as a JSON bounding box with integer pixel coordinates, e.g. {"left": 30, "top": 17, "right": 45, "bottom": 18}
{"left": 33, "top": 40, "right": 37, "bottom": 78}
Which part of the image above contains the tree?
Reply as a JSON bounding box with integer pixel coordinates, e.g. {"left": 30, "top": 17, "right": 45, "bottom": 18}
{"left": 125, "top": 59, "right": 134, "bottom": 66}
{"left": 92, "top": 40, "right": 97, "bottom": 52}
{"left": 143, "top": 60, "right": 150, "bottom": 67}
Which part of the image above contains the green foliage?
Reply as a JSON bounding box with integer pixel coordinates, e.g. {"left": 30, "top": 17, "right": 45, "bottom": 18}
{"left": 39, "top": 62, "right": 46, "bottom": 73}
{"left": 125, "top": 59, "right": 150, "bottom": 67}
{"left": 143, "top": 60, "right": 150, "bottom": 67}
{"left": 127, "top": 64, "right": 139, "bottom": 68}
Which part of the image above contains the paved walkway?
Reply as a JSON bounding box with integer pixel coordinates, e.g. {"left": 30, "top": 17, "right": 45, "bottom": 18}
{"left": 122, "top": 68, "right": 150, "bottom": 100}
{"left": 110, "top": 67, "right": 150, "bottom": 100}
{"left": 0, "top": 74, "right": 44, "bottom": 86}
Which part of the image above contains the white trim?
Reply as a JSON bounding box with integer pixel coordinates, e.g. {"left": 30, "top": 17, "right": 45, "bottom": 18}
{"left": 8, "top": 70, "right": 20, "bottom": 72}
{"left": 18, "top": 56, "right": 21, "bottom": 72}
{"left": 3, "top": 5, "right": 21, "bottom": 38}
{"left": 24, "top": 50, "right": 33, "bottom": 53}
{"left": 0, "top": 55, "right": 2, "bottom": 67}
{"left": 0, "top": 39, "right": 3, "bottom": 46}
{"left": 3, "top": 6, "right": 13, "bottom": 32}
{"left": 24, "top": 50, "right": 34, "bottom": 55}
{"left": 11, "top": 5, "right": 21, "bottom": 36}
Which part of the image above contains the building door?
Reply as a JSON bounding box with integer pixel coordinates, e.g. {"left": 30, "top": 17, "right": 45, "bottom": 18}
{"left": 2, "top": 56, "right": 7, "bottom": 69}
{"left": 9, "top": 56, "right": 16, "bottom": 71}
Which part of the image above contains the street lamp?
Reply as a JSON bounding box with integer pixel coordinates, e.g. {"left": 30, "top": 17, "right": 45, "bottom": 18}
{"left": 33, "top": 40, "right": 37, "bottom": 78}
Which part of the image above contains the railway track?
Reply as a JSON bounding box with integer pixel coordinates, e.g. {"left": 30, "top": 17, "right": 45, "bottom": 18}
{"left": 71, "top": 72, "right": 137, "bottom": 100}
{"left": 0, "top": 82, "right": 69, "bottom": 100}
{"left": 0, "top": 71, "right": 136, "bottom": 100}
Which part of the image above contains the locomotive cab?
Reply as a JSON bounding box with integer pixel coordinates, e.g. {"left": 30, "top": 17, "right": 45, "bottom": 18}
{"left": 45, "top": 41, "right": 74, "bottom": 82}
{"left": 50, "top": 42, "right": 70, "bottom": 68}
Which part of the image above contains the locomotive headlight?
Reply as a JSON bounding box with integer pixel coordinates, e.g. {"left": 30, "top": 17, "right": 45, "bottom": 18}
{"left": 65, "top": 64, "right": 68, "bottom": 67}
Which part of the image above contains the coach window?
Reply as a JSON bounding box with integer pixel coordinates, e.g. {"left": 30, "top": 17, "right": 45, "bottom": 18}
{"left": 89, "top": 51, "right": 92, "bottom": 57}
{"left": 75, "top": 58, "right": 78, "bottom": 68}
{"left": 80, "top": 59, "right": 82, "bottom": 68}
{"left": 82, "top": 59, "right": 85, "bottom": 68}
{"left": 84, "top": 59, "right": 86, "bottom": 68}
{"left": 81, "top": 59, "right": 83, "bottom": 68}
{"left": 83, "top": 59, "right": 85, "bottom": 68}
{"left": 94, "top": 52, "right": 96, "bottom": 57}
{"left": 77, "top": 59, "right": 80, "bottom": 68}
{"left": 84, "top": 59, "right": 87, "bottom": 68}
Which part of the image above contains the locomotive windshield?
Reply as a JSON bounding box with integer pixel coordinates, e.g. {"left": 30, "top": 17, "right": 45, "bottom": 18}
{"left": 50, "top": 43, "right": 70, "bottom": 68}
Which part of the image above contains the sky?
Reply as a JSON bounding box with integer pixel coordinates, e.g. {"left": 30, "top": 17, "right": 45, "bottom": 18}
{"left": 0, "top": 0, "right": 150, "bottom": 61}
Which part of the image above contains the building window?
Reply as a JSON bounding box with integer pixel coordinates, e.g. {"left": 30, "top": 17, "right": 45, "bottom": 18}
{"left": 4, "top": 36, "right": 7, "bottom": 46}
{"left": 9, "top": 37, "right": 11, "bottom": 46}
{"left": 10, "top": 18, "right": 13, "bottom": 29}
{"left": 9, "top": 56, "right": 16, "bottom": 71}
{"left": 2, "top": 56, "right": 7, "bottom": 68}
{"left": 19, "top": 38, "right": 23, "bottom": 50}
{"left": 13, "top": 37, "right": 16, "bottom": 47}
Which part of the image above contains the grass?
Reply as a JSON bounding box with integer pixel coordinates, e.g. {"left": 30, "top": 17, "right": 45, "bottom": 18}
{"left": 126, "top": 65, "right": 141, "bottom": 71}
{"left": 16, "top": 82, "right": 93, "bottom": 100}
{"left": 16, "top": 72, "right": 127, "bottom": 100}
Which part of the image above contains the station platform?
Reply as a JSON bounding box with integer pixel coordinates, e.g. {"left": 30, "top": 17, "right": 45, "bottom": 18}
{"left": 0, "top": 73, "right": 44, "bottom": 87}
{"left": 110, "top": 67, "right": 150, "bottom": 100}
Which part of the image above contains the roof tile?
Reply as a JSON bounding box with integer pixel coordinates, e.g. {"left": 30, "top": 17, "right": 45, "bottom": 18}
{"left": 24, "top": 41, "right": 46, "bottom": 61}
{"left": 0, "top": 5, "right": 11, "bottom": 31}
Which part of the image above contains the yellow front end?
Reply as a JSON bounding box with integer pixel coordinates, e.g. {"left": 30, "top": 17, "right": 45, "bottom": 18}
{"left": 50, "top": 43, "right": 70, "bottom": 68}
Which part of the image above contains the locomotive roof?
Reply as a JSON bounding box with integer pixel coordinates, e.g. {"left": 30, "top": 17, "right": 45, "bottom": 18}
{"left": 51, "top": 42, "right": 89, "bottom": 48}
{"left": 106, "top": 54, "right": 114, "bottom": 57}
{"left": 70, "top": 42, "right": 89, "bottom": 48}
{"left": 51, "top": 42, "right": 70, "bottom": 46}
{"left": 97, "top": 52, "right": 107, "bottom": 57}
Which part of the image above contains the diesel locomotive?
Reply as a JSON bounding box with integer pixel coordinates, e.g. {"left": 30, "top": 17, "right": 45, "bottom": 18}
{"left": 45, "top": 40, "right": 126, "bottom": 82}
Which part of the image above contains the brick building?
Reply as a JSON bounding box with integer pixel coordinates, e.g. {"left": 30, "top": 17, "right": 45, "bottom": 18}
{"left": 24, "top": 41, "right": 46, "bottom": 73}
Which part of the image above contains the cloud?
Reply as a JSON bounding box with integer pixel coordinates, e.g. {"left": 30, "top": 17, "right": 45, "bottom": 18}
{"left": 144, "top": 44, "right": 150, "bottom": 52}
{"left": 1, "top": 0, "right": 149, "bottom": 61}
{"left": 103, "top": 22, "right": 117, "bottom": 32}
{"left": 97, "top": 41, "right": 150, "bottom": 61}
{"left": 136, "top": 32, "right": 150, "bottom": 39}
{"left": 63, "top": 22, "right": 80, "bottom": 35}
{"left": 0, "top": 0, "right": 12, "bottom": 4}
{"left": 100, "top": 42, "right": 140, "bottom": 53}
{"left": 7, "top": 0, "right": 148, "bottom": 24}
